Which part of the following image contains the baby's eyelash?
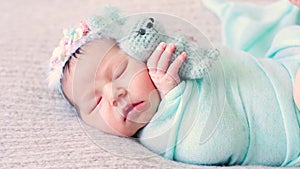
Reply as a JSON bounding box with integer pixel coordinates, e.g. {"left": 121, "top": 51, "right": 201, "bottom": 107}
{"left": 90, "top": 96, "right": 101, "bottom": 113}
{"left": 96, "top": 97, "right": 102, "bottom": 105}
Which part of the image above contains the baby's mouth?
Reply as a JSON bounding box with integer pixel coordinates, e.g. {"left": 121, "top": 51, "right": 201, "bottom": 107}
{"left": 122, "top": 101, "right": 144, "bottom": 121}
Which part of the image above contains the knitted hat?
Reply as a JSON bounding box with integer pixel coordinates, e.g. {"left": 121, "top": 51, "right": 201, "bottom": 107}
{"left": 48, "top": 6, "right": 219, "bottom": 92}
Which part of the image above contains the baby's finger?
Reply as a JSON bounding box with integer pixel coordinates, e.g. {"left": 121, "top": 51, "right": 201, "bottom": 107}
{"left": 167, "top": 52, "right": 187, "bottom": 79}
{"left": 147, "top": 42, "right": 166, "bottom": 69}
{"left": 157, "top": 43, "right": 175, "bottom": 72}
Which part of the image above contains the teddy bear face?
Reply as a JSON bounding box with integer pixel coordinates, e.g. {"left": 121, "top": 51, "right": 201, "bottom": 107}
{"left": 118, "top": 14, "right": 220, "bottom": 80}
{"left": 119, "top": 17, "right": 165, "bottom": 62}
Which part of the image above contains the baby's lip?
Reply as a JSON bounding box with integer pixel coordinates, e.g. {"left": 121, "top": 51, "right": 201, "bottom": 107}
{"left": 122, "top": 101, "right": 144, "bottom": 121}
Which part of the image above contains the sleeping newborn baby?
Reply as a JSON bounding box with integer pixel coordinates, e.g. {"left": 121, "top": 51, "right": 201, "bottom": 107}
{"left": 48, "top": 1, "right": 300, "bottom": 167}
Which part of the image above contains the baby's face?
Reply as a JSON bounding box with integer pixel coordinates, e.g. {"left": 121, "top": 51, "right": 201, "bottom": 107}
{"left": 62, "top": 39, "right": 160, "bottom": 136}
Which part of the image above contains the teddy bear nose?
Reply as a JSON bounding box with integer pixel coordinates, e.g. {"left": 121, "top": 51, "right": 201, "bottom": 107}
{"left": 138, "top": 28, "right": 146, "bottom": 35}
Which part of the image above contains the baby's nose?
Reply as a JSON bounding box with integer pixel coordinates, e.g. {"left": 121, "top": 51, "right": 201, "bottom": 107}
{"left": 111, "top": 88, "right": 127, "bottom": 106}
{"left": 102, "top": 82, "right": 127, "bottom": 106}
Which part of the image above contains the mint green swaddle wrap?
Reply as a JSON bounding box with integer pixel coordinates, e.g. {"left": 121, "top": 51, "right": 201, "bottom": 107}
{"left": 138, "top": 0, "right": 300, "bottom": 166}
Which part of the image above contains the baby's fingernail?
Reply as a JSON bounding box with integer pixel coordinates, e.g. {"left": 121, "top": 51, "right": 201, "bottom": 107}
{"left": 159, "top": 42, "right": 166, "bottom": 50}
{"left": 181, "top": 52, "right": 187, "bottom": 60}
{"left": 167, "top": 43, "right": 175, "bottom": 52}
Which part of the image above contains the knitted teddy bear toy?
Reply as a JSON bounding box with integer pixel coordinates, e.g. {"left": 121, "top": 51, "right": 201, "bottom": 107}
{"left": 89, "top": 7, "right": 220, "bottom": 80}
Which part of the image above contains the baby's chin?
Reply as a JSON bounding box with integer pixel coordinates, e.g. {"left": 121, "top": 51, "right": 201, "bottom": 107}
{"left": 117, "top": 109, "right": 158, "bottom": 137}
{"left": 121, "top": 113, "right": 155, "bottom": 136}
{"left": 111, "top": 122, "right": 146, "bottom": 137}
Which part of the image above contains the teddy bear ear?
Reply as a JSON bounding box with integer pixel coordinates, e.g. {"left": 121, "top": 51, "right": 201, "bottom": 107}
{"left": 87, "top": 5, "right": 126, "bottom": 39}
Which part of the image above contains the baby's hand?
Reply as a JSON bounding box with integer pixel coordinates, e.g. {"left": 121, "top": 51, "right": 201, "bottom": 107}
{"left": 147, "top": 42, "right": 187, "bottom": 98}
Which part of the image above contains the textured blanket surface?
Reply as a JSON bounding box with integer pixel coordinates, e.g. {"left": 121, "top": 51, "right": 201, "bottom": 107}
{"left": 3, "top": 0, "right": 298, "bottom": 168}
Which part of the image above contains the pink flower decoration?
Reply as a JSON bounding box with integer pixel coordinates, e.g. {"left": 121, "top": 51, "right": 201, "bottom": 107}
{"left": 80, "top": 20, "right": 90, "bottom": 35}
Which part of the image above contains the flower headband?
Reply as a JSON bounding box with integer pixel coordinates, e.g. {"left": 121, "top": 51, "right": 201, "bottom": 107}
{"left": 48, "top": 21, "right": 90, "bottom": 91}
{"left": 47, "top": 6, "right": 124, "bottom": 92}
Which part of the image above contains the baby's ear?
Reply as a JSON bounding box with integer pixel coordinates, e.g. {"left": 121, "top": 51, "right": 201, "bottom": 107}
{"left": 88, "top": 5, "right": 126, "bottom": 39}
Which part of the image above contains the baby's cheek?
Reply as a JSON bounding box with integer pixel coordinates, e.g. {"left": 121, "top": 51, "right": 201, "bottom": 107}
{"left": 128, "top": 71, "right": 159, "bottom": 101}
{"left": 127, "top": 70, "right": 151, "bottom": 88}
{"left": 140, "top": 72, "right": 157, "bottom": 91}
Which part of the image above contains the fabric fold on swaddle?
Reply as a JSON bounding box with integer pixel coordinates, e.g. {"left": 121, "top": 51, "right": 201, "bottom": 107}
{"left": 202, "top": 0, "right": 300, "bottom": 57}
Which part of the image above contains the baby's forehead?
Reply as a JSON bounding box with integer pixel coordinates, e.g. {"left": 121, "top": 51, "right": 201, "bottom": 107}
{"left": 71, "top": 38, "right": 125, "bottom": 81}
{"left": 82, "top": 38, "right": 118, "bottom": 57}
{"left": 76, "top": 38, "right": 119, "bottom": 69}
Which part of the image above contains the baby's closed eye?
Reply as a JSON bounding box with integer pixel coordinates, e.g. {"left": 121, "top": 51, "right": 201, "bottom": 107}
{"left": 96, "top": 96, "right": 102, "bottom": 106}
{"left": 112, "top": 59, "right": 128, "bottom": 80}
